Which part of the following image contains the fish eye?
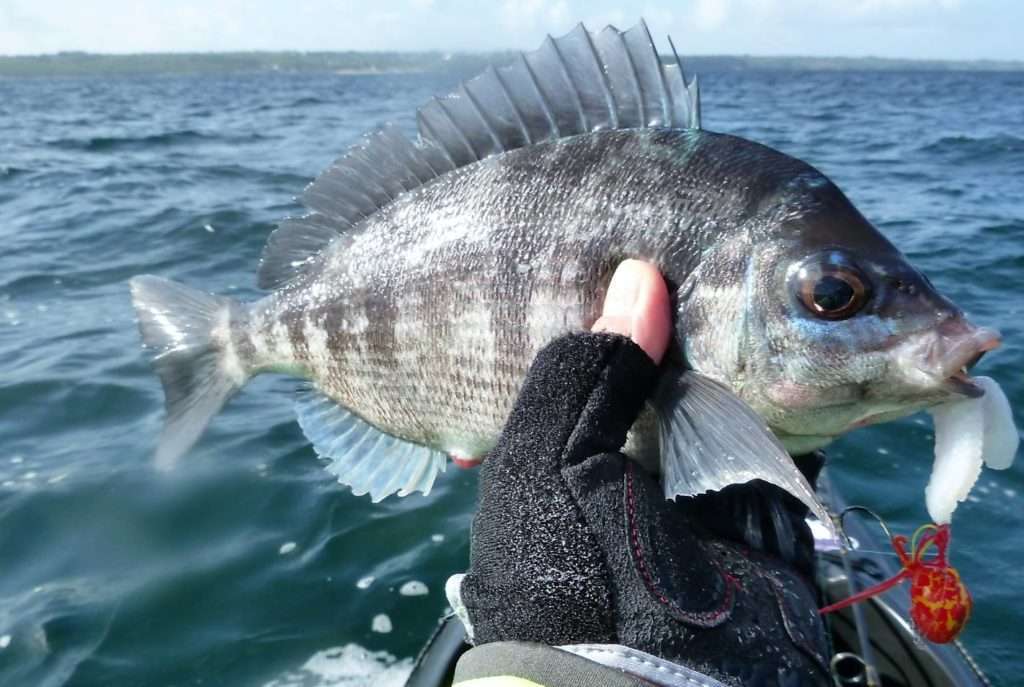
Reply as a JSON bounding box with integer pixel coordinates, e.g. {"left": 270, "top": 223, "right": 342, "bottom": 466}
{"left": 792, "top": 253, "right": 871, "bottom": 320}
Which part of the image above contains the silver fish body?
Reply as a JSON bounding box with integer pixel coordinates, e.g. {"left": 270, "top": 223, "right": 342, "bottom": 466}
{"left": 244, "top": 129, "right": 792, "bottom": 456}
{"left": 130, "top": 22, "right": 1002, "bottom": 523}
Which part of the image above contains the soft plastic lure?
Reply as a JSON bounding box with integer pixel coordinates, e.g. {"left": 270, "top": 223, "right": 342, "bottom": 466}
{"left": 821, "top": 521, "right": 972, "bottom": 644}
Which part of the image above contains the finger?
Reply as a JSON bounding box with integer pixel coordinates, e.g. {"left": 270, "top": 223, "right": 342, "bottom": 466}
{"left": 630, "top": 264, "right": 671, "bottom": 364}
{"left": 591, "top": 259, "right": 671, "bottom": 364}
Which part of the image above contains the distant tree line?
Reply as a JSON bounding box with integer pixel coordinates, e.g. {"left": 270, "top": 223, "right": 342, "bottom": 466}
{"left": 1, "top": 50, "right": 1020, "bottom": 77}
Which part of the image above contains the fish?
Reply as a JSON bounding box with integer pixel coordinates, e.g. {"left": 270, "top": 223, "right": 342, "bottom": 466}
{"left": 129, "top": 21, "right": 1004, "bottom": 529}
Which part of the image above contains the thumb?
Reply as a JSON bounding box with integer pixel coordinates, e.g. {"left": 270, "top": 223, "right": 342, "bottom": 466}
{"left": 591, "top": 260, "right": 671, "bottom": 364}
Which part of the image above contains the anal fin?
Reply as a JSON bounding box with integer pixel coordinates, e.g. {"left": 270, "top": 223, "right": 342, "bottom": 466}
{"left": 295, "top": 388, "right": 446, "bottom": 502}
{"left": 653, "top": 370, "right": 837, "bottom": 538}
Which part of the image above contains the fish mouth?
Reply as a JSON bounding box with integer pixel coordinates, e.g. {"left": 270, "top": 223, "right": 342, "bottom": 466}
{"left": 936, "top": 327, "right": 1001, "bottom": 399}
{"left": 893, "top": 318, "right": 1001, "bottom": 401}
{"left": 944, "top": 369, "right": 985, "bottom": 398}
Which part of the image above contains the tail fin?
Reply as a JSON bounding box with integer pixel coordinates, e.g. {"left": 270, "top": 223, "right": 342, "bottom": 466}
{"left": 129, "top": 275, "right": 250, "bottom": 469}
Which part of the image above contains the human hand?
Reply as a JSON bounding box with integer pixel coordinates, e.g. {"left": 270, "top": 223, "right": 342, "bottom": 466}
{"left": 448, "top": 261, "right": 829, "bottom": 684}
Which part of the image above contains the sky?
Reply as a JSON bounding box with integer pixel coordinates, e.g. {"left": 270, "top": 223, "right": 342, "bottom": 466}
{"left": 1, "top": 0, "right": 1021, "bottom": 61}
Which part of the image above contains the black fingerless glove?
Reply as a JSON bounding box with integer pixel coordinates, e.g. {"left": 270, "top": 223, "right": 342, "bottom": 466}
{"left": 454, "top": 332, "right": 832, "bottom": 687}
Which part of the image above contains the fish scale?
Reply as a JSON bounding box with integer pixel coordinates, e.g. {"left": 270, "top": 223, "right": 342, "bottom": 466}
{"left": 255, "top": 131, "right": 703, "bottom": 447}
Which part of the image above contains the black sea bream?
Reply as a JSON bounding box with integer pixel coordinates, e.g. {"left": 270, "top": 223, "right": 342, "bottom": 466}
{"left": 130, "top": 22, "right": 1001, "bottom": 526}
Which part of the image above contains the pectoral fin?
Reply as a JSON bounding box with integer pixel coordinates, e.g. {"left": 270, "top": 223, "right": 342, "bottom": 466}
{"left": 652, "top": 370, "right": 836, "bottom": 537}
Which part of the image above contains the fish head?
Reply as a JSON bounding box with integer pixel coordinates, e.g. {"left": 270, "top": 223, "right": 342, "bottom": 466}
{"left": 677, "top": 169, "right": 1000, "bottom": 453}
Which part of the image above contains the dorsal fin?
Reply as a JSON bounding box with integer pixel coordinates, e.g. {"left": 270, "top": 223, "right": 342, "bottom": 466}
{"left": 259, "top": 20, "right": 700, "bottom": 289}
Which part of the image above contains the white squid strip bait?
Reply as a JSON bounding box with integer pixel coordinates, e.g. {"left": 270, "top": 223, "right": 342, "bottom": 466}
{"left": 976, "top": 376, "right": 1020, "bottom": 470}
{"left": 926, "top": 376, "right": 1019, "bottom": 524}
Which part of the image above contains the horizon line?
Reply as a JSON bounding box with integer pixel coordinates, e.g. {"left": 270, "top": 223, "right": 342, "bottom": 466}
{"left": 3, "top": 49, "right": 1023, "bottom": 66}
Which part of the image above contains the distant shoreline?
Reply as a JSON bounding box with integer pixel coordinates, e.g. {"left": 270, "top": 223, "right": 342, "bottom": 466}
{"left": 1, "top": 50, "right": 1021, "bottom": 77}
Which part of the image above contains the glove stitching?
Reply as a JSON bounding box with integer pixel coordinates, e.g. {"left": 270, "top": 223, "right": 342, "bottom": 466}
{"left": 766, "top": 575, "right": 832, "bottom": 679}
{"left": 626, "top": 462, "right": 736, "bottom": 628}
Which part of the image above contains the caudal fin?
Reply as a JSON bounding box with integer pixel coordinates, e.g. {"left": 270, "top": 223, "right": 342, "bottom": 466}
{"left": 129, "top": 275, "right": 249, "bottom": 469}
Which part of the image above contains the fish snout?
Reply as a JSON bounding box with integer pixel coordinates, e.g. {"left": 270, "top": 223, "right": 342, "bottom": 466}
{"left": 894, "top": 316, "right": 1001, "bottom": 398}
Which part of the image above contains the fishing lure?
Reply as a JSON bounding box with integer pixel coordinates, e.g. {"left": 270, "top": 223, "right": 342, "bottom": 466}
{"left": 821, "top": 514, "right": 972, "bottom": 644}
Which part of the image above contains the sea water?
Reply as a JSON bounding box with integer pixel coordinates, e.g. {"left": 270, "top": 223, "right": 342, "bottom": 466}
{"left": 0, "top": 68, "right": 1021, "bottom": 685}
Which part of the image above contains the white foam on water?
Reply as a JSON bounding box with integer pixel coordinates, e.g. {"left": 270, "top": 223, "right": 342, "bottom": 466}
{"left": 356, "top": 576, "right": 375, "bottom": 590}
{"left": 398, "top": 581, "right": 428, "bottom": 597}
{"left": 371, "top": 614, "right": 392, "bottom": 634}
{"left": 262, "top": 643, "right": 411, "bottom": 687}
{"left": 279, "top": 542, "right": 297, "bottom": 555}
{"left": 0, "top": 634, "right": 10, "bottom": 649}
{"left": 430, "top": 534, "right": 444, "bottom": 543}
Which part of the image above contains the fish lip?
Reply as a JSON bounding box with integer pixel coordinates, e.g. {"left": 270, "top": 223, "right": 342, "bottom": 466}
{"left": 943, "top": 370, "right": 985, "bottom": 398}
{"left": 936, "top": 327, "right": 1000, "bottom": 398}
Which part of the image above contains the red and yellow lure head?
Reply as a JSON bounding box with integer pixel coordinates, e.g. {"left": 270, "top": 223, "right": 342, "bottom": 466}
{"left": 902, "top": 524, "right": 973, "bottom": 643}
{"left": 821, "top": 521, "right": 972, "bottom": 644}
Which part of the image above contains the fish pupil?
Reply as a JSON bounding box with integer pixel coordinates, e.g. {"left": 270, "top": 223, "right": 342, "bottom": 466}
{"left": 813, "top": 276, "right": 855, "bottom": 312}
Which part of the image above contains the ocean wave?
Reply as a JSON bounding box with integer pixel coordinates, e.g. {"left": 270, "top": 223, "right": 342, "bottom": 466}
{"left": 919, "top": 134, "right": 1024, "bottom": 162}
{"left": 0, "top": 165, "right": 30, "bottom": 178}
{"left": 48, "top": 129, "right": 213, "bottom": 151}
{"left": 196, "top": 164, "right": 309, "bottom": 187}
{"left": 290, "top": 96, "right": 329, "bottom": 108}
{"left": 47, "top": 130, "right": 270, "bottom": 152}
{"left": 980, "top": 219, "right": 1024, "bottom": 238}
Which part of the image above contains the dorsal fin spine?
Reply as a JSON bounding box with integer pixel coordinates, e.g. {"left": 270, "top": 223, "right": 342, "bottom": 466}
{"left": 435, "top": 98, "right": 480, "bottom": 161}
{"left": 638, "top": 20, "right": 671, "bottom": 124}
{"left": 325, "top": 166, "right": 382, "bottom": 215}
{"left": 545, "top": 35, "right": 588, "bottom": 132}
{"left": 378, "top": 143, "right": 424, "bottom": 191}
{"left": 400, "top": 144, "right": 438, "bottom": 183}
{"left": 489, "top": 65, "right": 533, "bottom": 145}
{"left": 417, "top": 140, "right": 449, "bottom": 177}
{"left": 363, "top": 129, "right": 422, "bottom": 191}
{"left": 667, "top": 35, "right": 700, "bottom": 129}
{"left": 461, "top": 84, "right": 505, "bottom": 153}
{"left": 689, "top": 75, "right": 702, "bottom": 130}
{"left": 614, "top": 28, "right": 645, "bottom": 125}
{"left": 416, "top": 115, "right": 459, "bottom": 170}
{"left": 667, "top": 35, "right": 688, "bottom": 88}
{"left": 344, "top": 150, "right": 397, "bottom": 203}
{"left": 261, "top": 20, "right": 704, "bottom": 290}
{"left": 581, "top": 26, "right": 619, "bottom": 129}
{"left": 518, "top": 53, "right": 560, "bottom": 138}
{"left": 303, "top": 182, "right": 369, "bottom": 222}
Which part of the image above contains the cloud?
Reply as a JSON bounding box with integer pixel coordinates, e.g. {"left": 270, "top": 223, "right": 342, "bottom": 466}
{"left": 499, "top": 0, "right": 571, "bottom": 34}
{"left": 845, "top": 0, "right": 961, "bottom": 11}
{"left": 691, "top": 0, "right": 729, "bottom": 31}
{"left": 0, "top": 0, "right": 1014, "bottom": 60}
{"left": 725, "top": 0, "right": 962, "bottom": 19}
